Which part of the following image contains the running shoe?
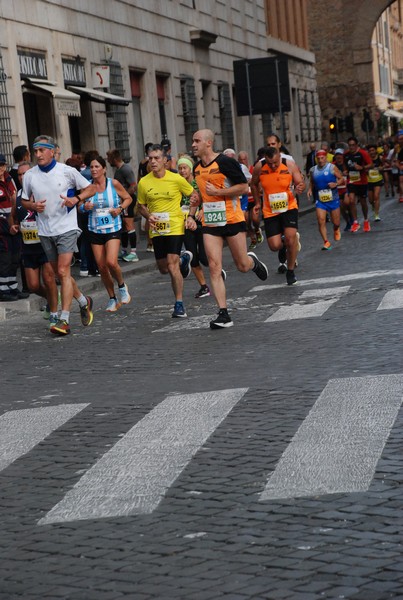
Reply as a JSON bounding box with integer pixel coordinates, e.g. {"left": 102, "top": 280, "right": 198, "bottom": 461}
{"left": 374, "top": 215, "right": 381, "bottom": 222}
{"left": 195, "top": 285, "right": 210, "bottom": 298}
{"left": 277, "top": 263, "right": 287, "bottom": 274}
{"left": 123, "top": 252, "right": 139, "bottom": 262}
{"left": 334, "top": 228, "right": 341, "bottom": 241}
{"left": 221, "top": 269, "right": 227, "bottom": 282}
{"left": 48, "top": 315, "right": 58, "bottom": 330}
{"left": 256, "top": 229, "right": 264, "bottom": 244}
{"left": 278, "top": 245, "right": 287, "bottom": 264}
{"left": 179, "top": 251, "right": 193, "bottom": 279}
{"left": 119, "top": 284, "right": 131, "bottom": 305}
{"left": 50, "top": 319, "right": 70, "bottom": 335}
{"left": 172, "top": 301, "right": 187, "bottom": 318}
{"left": 321, "top": 241, "right": 332, "bottom": 251}
{"left": 295, "top": 231, "right": 301, "bottom": 252}
{"left": 399, "top": 197, "right": 403, "bottom": 203}
{"left": 344, "top": 221, "right": 352, "bottom": 232}
{"left": 118, "top": 249, "right": 128, "bottom": 261}
{"left": 247, "top": 252, "right": 268, "bottom": 281}
{"left": 106, "top": 297, "right": 121, "bottom": 312}
{"left": 43, "top": 304, "right": 50, "bottom": 320}
{"left": 210, "top": 309, "right": 233, "bottom": 329}
{"left": 286, "top": 269, "right": 297, "bottom": 286}
{"left": 248, "top": 240, "right": 257, "bottom": 250}
{"left": 146, "top": 244, "right": 154, "bottom": 252}
{"left": 80, "top": 295, "right": 93, "bottom": 327}
{"left": 363, "top": 220, "right": 371, "bottom": 232}
{"left": 350, "top": 221, "right": 360, "bottom": 233}
{"left": 79, "top": 270, "right": 89, "bottom": 277}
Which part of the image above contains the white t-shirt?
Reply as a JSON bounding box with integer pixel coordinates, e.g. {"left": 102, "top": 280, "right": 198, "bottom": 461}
{"left": 22, "top": 163, "right": 90, "bottom": 236}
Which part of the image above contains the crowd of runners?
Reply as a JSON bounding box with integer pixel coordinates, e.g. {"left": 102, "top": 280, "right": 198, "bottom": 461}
{"left": 0, "top": 128, "right": 402, "bottom": 335}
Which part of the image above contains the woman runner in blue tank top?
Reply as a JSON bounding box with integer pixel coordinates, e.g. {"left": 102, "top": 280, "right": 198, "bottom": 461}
{"left": 79, "top": 156, "right": 133, "bottom": 312}
{"left": 308, "top": 150, "right": 345, "bottom": 251}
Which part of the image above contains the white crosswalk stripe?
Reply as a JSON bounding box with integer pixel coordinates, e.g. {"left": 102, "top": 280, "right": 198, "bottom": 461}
{"left": 0, "top": 404, "right": 89, "bottom": 473}
{"left": 377, "top": 289, "right": 403, "bottom": 310}
{"left": 260, "top": 374, "right": 403, "bottom": 501}
{"left": 39, "top": 388, "right": 248, "bottom": 524}
{"left": 266, "top": 286, "right": 350, "bottom": 322}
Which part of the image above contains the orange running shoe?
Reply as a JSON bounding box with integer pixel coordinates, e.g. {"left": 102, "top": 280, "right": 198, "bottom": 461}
{"left": 350, "top": 221, "right": 360, "bottom": 233}
{"left": 321, "top": 240, "right": 332, "bottom": 251}
{"left": 363, "top": 220, "right": 371, "bottom": 232}
{"left": 334, "top": 228, "right": 341, "bottom": 241}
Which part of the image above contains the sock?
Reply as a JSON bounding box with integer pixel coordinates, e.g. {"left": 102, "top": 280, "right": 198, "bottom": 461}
{"left": 60, "top": 310, "right": 70, "bottom": 322}
{"left": 50, "top": 312, "right": 58, "bottom": 319}
{"left": 121, "top": 231, "right": 128, "bottom": 249}
{"left": 77, "top": 294, "right": 88, "bottom": 308}
{"left": 118, "top": 282, "right": 125, "bottom": 289}
{"left": 128, "top": 230, "right": 137, "bottom": 251}
{"left": 218, "top": 307, "right": 228, "bottom": 314}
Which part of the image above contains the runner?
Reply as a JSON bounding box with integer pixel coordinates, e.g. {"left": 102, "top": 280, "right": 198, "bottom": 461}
{"left": 367, "top": 144, "right": 384, "bottom": 222}
{"left": 344, "top": 137, "right": 373, "bottom": 232}
{"left": 21, "top": 135, "right": 96, "bottom": 335}
{"left": 14, "top": 161, "right": 58, "bottom": 321}
{"left": 308, "top": 150, "right": 344, "bottom": 250}
{"left": 177, "top": 155, "right": 210, "bottom": 299}
{"left": 78, "top": 156, "right": 133, "bottom": 312}
{"left": 333, "top": 149, "right": 351, "bottom": 230}
{"left": 137, "top": 144, "right": 198, "bottom": 318}
{"left": 192, "top": 129, "right": 268, "bottom": 329}
{"left": 251, "top": 146, "right": 305, "bottom": 285}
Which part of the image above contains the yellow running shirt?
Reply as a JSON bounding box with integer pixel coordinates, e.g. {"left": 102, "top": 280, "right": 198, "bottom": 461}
{"left": 137, "top": 170, "right": 194, "bottom": 237}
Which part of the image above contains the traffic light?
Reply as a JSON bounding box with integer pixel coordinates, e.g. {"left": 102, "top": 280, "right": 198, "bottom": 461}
{"left": 329, "top": 117, "right": 337, "bottom": 133}
{"left": 344, "top": 113, "right": 354, "bottom": 133}
{"left": 338, "top": 117, "right": 345, "bottom": 133}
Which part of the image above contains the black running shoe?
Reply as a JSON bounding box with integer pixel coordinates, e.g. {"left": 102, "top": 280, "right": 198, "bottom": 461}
{"left": 195, "top": 285, "right": 210, "bottom": 298}
{"left": 277, "top": 263, "right": 287, "bottom": 274}
{"left": 278, "top": 245, "right": 287, "bottom": 264}
{"left": 210, "top": 309, "right": 233, "bottom": 329}
{"left": 247, "top": 252, "right": 268, "bottom": 281}
{"left": 286, "top": 269, "right": 297, "bottom": 285}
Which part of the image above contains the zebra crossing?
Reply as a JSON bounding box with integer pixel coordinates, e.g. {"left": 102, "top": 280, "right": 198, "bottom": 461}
{"left": 152, "top": 270, "right": 403, "bottom": 332}
{"left": 1, "top": 375, "right": 403, "bottom": 525}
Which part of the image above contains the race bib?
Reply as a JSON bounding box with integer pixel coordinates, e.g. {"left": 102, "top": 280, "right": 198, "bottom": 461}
{"left": 268, "top": 192, "right": 289, "bottom": 213}
{"left": 203, "top": 201, "right": 227, "bottom": 226}
{"left": 318, "top": 188, "right": 333, "bottom": 203}
{"left": 349, "top": 170, "right": 360, "bottom": 182}
{"left": 181, "top": 204, "right": 189, "bottom": 218}
{"left": 368, "top": 169, "right": 381, "bottom": 183}
{"left": 153, "top": 212, "right": 171, "bottom": 234}
{"left": 95, "top": 208, "right": 113, "bottom": 230}
{"left": 20, "top": 219, "right": 40, "bottom": 244}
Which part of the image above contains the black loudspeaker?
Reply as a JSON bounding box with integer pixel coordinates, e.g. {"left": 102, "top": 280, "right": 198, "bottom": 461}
{"left": 233, "top": 56, "right": 291, "bottom": 116}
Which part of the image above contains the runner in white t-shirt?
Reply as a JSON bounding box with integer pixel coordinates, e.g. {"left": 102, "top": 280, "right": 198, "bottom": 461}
{"left": 22, "top": 135, "right": 97, "bottom": 336}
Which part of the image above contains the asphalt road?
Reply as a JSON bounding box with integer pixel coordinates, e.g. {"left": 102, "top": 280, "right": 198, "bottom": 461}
{"left": 1, "top": 192, "right": 403, "bottom": 600}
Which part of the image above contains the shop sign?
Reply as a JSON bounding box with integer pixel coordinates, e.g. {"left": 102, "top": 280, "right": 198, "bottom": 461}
{"left": 18, "top": 49, "right": 47, "bottom": 79}
{"left": 55, "top": 98, "right": 81, "bottom": 117}
{"left": 62, "top": 58, "right": 86, "bottom": 86}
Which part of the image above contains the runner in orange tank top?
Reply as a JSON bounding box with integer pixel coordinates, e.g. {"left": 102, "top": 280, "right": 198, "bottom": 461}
{"left": 251, "top": 146, "right": 305, "bottom": 285}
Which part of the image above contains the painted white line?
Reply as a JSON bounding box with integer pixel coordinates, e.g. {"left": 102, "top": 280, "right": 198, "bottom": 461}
{"left": 377, "top": 289, "right": 403, "bottom": 310}
{"left": 265, "top": 299, "right": 337, "bottom": 322}
{"left": 39, "top": 388, "right": 248, "bottom": 524}
{"left": 250, "top": 269, "right": 403, "bottom": 292}
{"left": 260, "top": 374, "right": 403, "bottom": 501}
{"left": 300, "top": 286, "right": 350, "bottom": 298}
{"left": 153, "top": 315, "right": 212, "bottom": 333}
{"left": 0, "top": 404, "right": 89, "bottom": 473}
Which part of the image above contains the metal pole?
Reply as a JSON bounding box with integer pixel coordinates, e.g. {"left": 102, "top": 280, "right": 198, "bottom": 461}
{"left": 275, "top": 58, "right": 284, "bottom": 142}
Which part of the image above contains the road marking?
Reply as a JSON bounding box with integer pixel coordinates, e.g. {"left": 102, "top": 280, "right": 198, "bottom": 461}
{"left": 0, "top": 404, "right": 89, "bottom": 473}
{"left": 377, "top": 289, "right": 403, "bottom": 310}
{"left": 39, "top": 388, "right": 248, "bottom": 524}
{"left": 250, "top": 269, "right": 403, "bottom": 292}
{"left": 260, "top": 374, "right": 403, "bottom": 501}
{"left": 265, "top": 299, "right": 337, "bottom": 322}
{"left": 300, "top": 286, "right": 350, "bottom": 298}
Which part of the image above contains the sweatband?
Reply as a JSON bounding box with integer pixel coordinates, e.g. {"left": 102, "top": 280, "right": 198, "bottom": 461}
{"left": 33, "top": 142, "right": 55, "bottom": 150}
{"left": 177, "top": 157, "right": 194, "bottom": 170}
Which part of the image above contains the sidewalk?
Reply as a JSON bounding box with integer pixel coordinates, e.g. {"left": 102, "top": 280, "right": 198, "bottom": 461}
{"left": 0, "top": 198, "right": 315, "bottom": 321}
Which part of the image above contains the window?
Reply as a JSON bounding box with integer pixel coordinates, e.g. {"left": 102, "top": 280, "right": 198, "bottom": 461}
{"left": 180, "top": 76, "right": 199, "bottom": 153}
{"left": 156, "top": 76, "right": 168, "bottom": 139}
{"left": 106, "top": 62, "right": 130, "bottom": 162}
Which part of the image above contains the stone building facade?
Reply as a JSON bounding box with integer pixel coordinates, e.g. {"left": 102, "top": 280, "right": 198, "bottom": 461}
{"left": 0, "top": 0, "right": 320, "bottom": 169}
{"left": 307, "top": 0, "right": 399, "bottom": 143}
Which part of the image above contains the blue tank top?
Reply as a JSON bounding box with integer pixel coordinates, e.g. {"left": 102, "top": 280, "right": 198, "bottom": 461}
{"left": 312, "top": 163, "right": 338, "bottom": 203}
{"left": 88, "top": 178, "right": 122, "bottom": 234}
